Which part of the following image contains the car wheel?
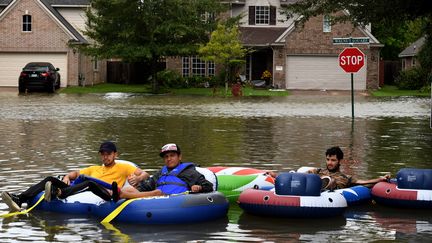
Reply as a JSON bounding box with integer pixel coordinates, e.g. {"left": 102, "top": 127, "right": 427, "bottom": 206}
{"left": 55, "top": 76, "right": 60, "bottom": 89}
{"left": 18, "top": 84, "right": 25, "bottom": 93}
{"left": 47, "top": 83, "right": 56, "bottom": 93}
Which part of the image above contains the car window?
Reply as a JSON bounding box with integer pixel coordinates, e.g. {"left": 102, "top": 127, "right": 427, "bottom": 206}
{"left": 24, "top": 64, "right": 49, "bottom": 72}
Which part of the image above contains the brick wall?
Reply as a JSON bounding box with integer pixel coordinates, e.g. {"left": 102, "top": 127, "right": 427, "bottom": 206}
{"left": 0, "top": 0, "right": 106, "bottom": 86}
{"left": 0, "top": 0, "right": 69, "bottom": 51}
{"left": 284, "top": 14, "right": 381, "bottom": 90}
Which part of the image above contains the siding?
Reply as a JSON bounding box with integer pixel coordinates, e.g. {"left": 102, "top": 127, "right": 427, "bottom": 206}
{"left": 56, "top": 7, "right": 87, "bottom": 37}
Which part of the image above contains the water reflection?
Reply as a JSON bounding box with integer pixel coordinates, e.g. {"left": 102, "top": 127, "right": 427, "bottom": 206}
{"left": 237, "top": 211, "right": 347, "bottom": 242}
{"left": 0, "top": 92, "right": 430, "bottom": 242}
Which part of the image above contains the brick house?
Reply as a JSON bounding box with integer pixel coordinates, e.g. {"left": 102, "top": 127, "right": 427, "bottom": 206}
{"left": 399, "top": 36, "right": 424, "bottom": 71}
{"left": 168, "top": 0, "right": 383, "bottom": 90}
{"left": 0, "top": 0, "right": 106, "bottom": 88}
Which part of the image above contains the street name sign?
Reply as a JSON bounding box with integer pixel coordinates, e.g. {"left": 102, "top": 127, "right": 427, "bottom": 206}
{"left": 333, "top": 37, "right": 370, "bottom": 44}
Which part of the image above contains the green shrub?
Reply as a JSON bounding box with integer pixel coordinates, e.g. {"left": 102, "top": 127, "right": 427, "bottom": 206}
{"left": 183, "top": 75, "right": 220, "bottom": 88}
{"left": 394, "top": 67, "right": 428, "bottom": 90}
{"left": 157, "top": 70, "right": 185, "bottom": 88}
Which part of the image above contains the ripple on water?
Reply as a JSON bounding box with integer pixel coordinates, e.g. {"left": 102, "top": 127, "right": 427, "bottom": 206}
{"left": 0, "top": 95, "right": 429, "bottom": 120}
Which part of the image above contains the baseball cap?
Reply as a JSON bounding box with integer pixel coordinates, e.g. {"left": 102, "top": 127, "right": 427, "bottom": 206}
{"left": 160, "top": 143, "right": 181, "bottom": 157}
{"left": 99, "top": 141, "right": 117, "bottom": 153}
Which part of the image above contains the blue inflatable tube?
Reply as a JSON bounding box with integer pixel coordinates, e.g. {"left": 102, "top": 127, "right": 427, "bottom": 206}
{"left": 28, "top": 191, "right": 229, "bottom": 224}
{"left": 335, "top": 185, "right": 372, "bottom": 206}
{"left": 296, "top": 167, "right": 372, "bottom": 205}
{"left": 95, "top": 192, "right": 229, "bottom": 224}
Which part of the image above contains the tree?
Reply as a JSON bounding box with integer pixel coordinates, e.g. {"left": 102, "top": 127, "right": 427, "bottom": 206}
{"left": 198, "top": 24, "right": 247, "bottom": 94}
{"left": 81, "top": 0, "right": 224, "bottom": 92}
{"left": 280, "top": 0, "right": 430, "bottom": 30}
{"left": 372, "top": 18, "right": 426, "bottom": 60}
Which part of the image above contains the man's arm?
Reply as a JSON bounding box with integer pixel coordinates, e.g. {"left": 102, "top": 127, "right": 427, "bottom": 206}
{"left": 181, "top": 167, "right": 213, "bottom": 193}
{"left": 62, "top": 170, "right": 80, "bottom": 185}
{"left": 128, "top": 168, "right": 150, "bottom": 187}
{"left": 353, "top": 174, "right": 390, "bottom": 186}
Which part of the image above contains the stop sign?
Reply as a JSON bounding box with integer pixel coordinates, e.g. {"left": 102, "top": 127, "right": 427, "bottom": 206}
{"left": 338, "top": 47, "right": 365, "bottom": 73}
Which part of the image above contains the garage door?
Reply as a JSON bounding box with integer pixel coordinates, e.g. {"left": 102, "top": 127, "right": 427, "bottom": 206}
{"left": 0, "top": 53, "right": 67, "bottom": 87}
{"left": 286, "top": 56, "right": 367, "bottom": 90}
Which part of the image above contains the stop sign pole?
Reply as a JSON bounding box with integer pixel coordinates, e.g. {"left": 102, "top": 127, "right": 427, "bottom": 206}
{"left": 338, "top": 46, "right": 366, "bottom": 119}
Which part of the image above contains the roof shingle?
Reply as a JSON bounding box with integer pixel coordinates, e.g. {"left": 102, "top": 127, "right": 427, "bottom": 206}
{"left": 239, "top": 27, "right": 287, "bottom": 46}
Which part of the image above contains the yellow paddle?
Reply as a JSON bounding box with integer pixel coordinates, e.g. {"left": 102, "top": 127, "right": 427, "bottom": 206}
{"left": 0, "top": 193, "right": 45, "bottom": 218}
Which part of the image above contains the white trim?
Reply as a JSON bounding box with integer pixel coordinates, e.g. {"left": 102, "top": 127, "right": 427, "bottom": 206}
{"left": 0, "top": 0, "right": 18, "bottom": 22}
{"left": 341, "top": 10, "right": 380, "bottom": 44}
{"left": 51, "top": 5, "right": 90, "bottom": 8}
{"left": 277, "top": 12, "right": 380, "bottom": 45}
{"left": 275, "top": 15, "right": 301, "bottom": 43}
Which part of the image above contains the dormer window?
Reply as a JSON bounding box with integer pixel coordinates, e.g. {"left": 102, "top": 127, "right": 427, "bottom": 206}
{"left": 248, "top": 6, "right": 276, "bottom": 25}
{"left": 255, "top": 6, "right": 270, "bottom": 25}
{"left": 23, "top": 15, "right": 32, "bottom": 32}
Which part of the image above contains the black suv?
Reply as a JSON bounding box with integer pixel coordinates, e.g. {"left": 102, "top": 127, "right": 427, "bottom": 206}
{"left": 18, "top": 62, "right": 61, "bottom": 93}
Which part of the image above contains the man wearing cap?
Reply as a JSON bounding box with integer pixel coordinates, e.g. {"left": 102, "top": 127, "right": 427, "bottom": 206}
{"left": 1, "top": 141, "right": 149, "bottom": 212}
{"left": 119, "top": 143, "right": 213, "bottom": 199}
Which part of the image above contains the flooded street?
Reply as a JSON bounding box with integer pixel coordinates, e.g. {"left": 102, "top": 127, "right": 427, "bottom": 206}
{"left": 0, "top": 91, "right": 431, "bottom": 242}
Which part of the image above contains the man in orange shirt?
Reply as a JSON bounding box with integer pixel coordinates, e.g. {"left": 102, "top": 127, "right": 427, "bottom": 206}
{"left": 1, "top": 141, "right": 148, "bottom": 212}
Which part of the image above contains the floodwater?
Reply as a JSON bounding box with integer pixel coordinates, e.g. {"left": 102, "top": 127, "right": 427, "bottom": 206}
{"left": 0, "top": 91, "right": 430, "bottom": 242}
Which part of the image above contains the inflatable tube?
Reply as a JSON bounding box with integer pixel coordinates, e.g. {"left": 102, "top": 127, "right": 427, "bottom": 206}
{"left": 29, "top": 191, "right": 229, "bottom": 224}
{"left": 96, "top": 191, "right": 228, "bottom": 224}
{"left": 208, "top": 166, "right": 270, "bottom": 176}
{"left": 207, "top": 167, "right": 275, "bottom": 203}
{"left": 296, "top": 166, "right": 372, "bottom": 205}
{"left": 371, "top": 182, "right": 432, "bottom": 208}
{"left": 27, "top": 162, "right": 229, "bottom": 224}
{"left": 238, "top": 189, "right": 347, "bottom": 218}
{"left": 371, "top": 168, "right": 432, "bottom": 208}
{"left": 238, "top": 173, "right": 347, "bottom": 218}
{"left": 336, "top": 185, "right": 372, "bottom": 205}
{"left": 371, "top": 169, "right": 432, "bottom": 209}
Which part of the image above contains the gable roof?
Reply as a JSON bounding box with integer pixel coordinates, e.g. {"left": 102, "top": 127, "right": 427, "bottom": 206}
{"left": 1, "top": 0, "right": 89, "bottom": 5}
{"left": 40, "top": 0, "right": 87, "bottom": 44}
{"left": 399, "top": 36, "right": 425, "bottom": 58}
{"left": 277, "top": 12, "right": 382, "bottom": 47}
{"left": 0, "top": 0, "right": 87, "bottom": 44}
{"left": 240, "top": 27, "right": 288, "bottom": 47}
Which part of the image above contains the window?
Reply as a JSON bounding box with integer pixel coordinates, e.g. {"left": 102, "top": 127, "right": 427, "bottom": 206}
{"left": 402, "top": 59, "right": 406, "bottom": 70}
{"left": 181, "top": 56, "right": 214, "bottom": 77}
{"left": 202, "top": 12, "right": 215, "bottom": 24}
{"left": 192, "top": 56, "right": 206, "bottom": 76}
{"left": 208, "top": 61, "right": 215, "bottom": 76}
{"left": 93, "top": 58, "right": 99, "bottom": 71}
{"left": 255, "top": 6, "right": 269, "bottom": 25}
{"left": 323, "top": 15, "right": 331, "bottom": 32}
{"left": 22, "top": 15, "right": 32, "bottom": 32}
{"left": 412, "top": 57, "right": 416, "bottom": 67}
{"left": 182, "top": 57, "right": 190, "bottom": 77}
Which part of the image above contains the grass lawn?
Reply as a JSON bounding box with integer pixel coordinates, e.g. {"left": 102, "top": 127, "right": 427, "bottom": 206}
{"left": 60, "top": 83, "right": 289, "bottom": 97}
{"left": 171, "top": 86, "right": 288, "bottom": 97}
{"left": 371, "top": 85, "right": 431, "bottom": 97}
{"left": 60, "top": 83, "right": 152, "bottom": 94}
